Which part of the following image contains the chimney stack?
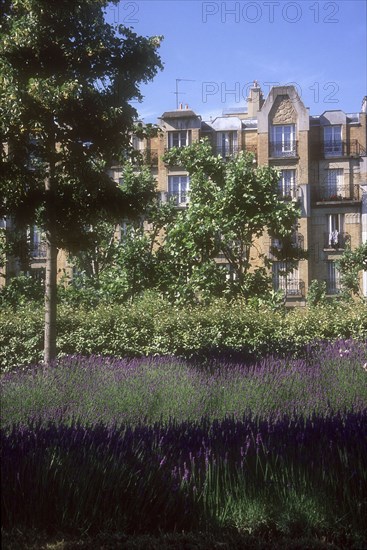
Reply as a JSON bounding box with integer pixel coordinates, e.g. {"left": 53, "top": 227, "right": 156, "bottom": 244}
{"left": 247, "top": 80, "right": 264, "bottom": 117}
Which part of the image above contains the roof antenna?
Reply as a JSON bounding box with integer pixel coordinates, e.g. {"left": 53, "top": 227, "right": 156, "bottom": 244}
{"left": 173, "top": 78, "right": 195, "bottom": 109}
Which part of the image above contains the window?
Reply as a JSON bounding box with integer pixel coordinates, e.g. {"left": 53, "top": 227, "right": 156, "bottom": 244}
{"left": 324, "top": 168, "right": 344, "bottom": 199}
{"left": 168, "top": 130, "right": 191, "bottom": 149}
{"left": 326, "top": 261, "right": 341, "bottom": 294}
{"left": 278, "top": 170, "right": 296, "bottom": 199}
{"left": 168, "top": 175, "right": 190, "bottom": 205}
{"left": 272, "top": 262, "right": 300, "bottom": 296}
{"left": 216, "top": 132, "right": 238, "bottom": 157}
{"left": 324, "top": 126, "right": 342, "bottom": 157}
{"left": 132, "top": 135, "right": 144, "bottom": 151}
{"left": 326, "top": 214, "right": 346, "bottom": 248}
{"left": 270, "top": 124, "right": 296, "bottom": 157}
{"left": 29, "top": 226, "right": 46, "bottom": 258}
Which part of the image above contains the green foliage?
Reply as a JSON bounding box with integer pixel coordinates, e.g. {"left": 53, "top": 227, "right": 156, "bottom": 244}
{"left": 336, "top": 242, "right": 367, "bottom": 299}
{"left": 307, "top": 280, "right": 327, "bottom": 307}
{"left": 162, "top": 140, "right": 303, "bottom": 300}
{"left": 0, "top": 273, "right": 44, "bottom": 307}
{"left": 1, "top": 294, "right": 366, "bottom": 372}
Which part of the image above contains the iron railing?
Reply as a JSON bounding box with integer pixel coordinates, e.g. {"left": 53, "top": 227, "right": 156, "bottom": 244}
{"left": 31, "top": 242, "right": 47, "bottom": 259}
{"left": 273, "top": 277, "right": 305, "bottom": 297}
{"left": 312, "top": 183, "right": 361, "bottom": 202}
{"left": 268, "top": 234, "right": 304, "bottom": 260}
{"left": 269, "top": 141, "right": 298, "bottom": 158}
{"left": 322, "top": 139, "right": 366, "bottom": 158}
{"left": 323, "top": 232, "right": 350, "bottom": 249}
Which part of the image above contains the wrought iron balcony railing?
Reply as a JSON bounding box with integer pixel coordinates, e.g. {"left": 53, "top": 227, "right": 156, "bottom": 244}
{"left": 323, "top": 232, "right": 350, "bottom": 249}
{"left": 214, "top": 145, "right": 240, "bottom": 158}
{"left": 277, "top": 185, "right": 298, "bottom": 201}
{"left": 31, "top": 242, "right": 47, "bottom": 259}
{"left": 312, "top": 183, "right": 361, "bottom": 202}
{"left": 273, "top": 278, "right": 305, "bottom": 297}
{"left": 268, "top": 234, "right": 304, "bottom": 260}
{"left": 167, "top": 191, "right": 189, "bottom": 206}
{"left": 269, "top": 141, "right": 298, "bottom": 158}
{"left": 323, "top": 139, "right": 366, "bottom": 158}
{"left": 132, "top": 149, "right": 159, "bottom": 166}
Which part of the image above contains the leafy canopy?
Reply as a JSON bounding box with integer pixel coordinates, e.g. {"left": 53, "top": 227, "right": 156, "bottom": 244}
{"left": 0, "top": 0, "right": 163, "bottom": 252}
{"left": 162, "top": 139, "right": 303, "bottom": 299}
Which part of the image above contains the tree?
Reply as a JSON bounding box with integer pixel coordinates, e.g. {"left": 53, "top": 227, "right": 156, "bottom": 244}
{"left": 0, "top": 0, "right": 162, "bottom": 363}
{"left": 336, "top": 242, "right": 367, "bottom": 299}
{"left": 162, "top": 139, "right": 303, "bottom": 300}
{"left": 67, "top": 164, "right": 176, "bottom": 302}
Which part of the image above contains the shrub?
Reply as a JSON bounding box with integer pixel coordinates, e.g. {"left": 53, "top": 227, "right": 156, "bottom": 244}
{"left": 1, "top": 293, "right": 366, "bottom": 372}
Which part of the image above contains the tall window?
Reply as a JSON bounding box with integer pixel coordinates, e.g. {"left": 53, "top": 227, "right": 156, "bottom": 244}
{"left": 324, "top": 168, "right": 344, "bottom": 199}
{"left": 168, "top": 130, "right": 191, "bottom": 149}
{"left": 324, "top": 125, "right": 342, "bottom": 157}
{"left": 272, "top": 262, "right": 300, "bottom": 296}
{"left": 278, "top": 169, "right": 296, "bottom": 199}
{"left": 29, "top": 226, "right": 46, "bottom": 258}
{"left": 168, "top": 175, "right": 190, "bottom": 205}
{"left": 271, "top": 124, "right": 296, "bottom": 157}
{"left": 327, "top": 214, "right": 345, "bottom": 248}
{"left": 326, "top": 261, "right": 341, "bottom": 294}
{"left": 216, "top": 131, "right": 238, "bottom": 157}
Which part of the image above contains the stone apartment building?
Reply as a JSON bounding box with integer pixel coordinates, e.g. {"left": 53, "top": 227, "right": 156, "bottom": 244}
{"left": 2, "top": 83, "right": 367, "bottom": 303}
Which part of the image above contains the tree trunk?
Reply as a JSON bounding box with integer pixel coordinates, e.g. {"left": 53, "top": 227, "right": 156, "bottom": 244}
{"left": 44, "top": 139, "right": 57, "bottom": 365}
{"left": 44, "top": 224, "right": 57, "bottom": 365}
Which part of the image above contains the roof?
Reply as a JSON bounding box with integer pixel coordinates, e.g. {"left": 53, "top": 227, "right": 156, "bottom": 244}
{"left": 160, "top": 110, "right": 199, "bottom": 119}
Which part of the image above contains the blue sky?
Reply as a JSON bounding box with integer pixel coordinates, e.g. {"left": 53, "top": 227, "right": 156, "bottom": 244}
{"left": 106, "top": 0, "right": 367, "bottom": 122}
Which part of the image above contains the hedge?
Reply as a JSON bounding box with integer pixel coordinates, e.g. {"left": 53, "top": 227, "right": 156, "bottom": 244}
{"left": 1, "top": 294, "right": 366, "bottom": 372}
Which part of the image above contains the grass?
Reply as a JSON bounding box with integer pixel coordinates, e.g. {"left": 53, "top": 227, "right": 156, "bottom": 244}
{"left": 1, "top": 339, "right": 367, "bottom": 548}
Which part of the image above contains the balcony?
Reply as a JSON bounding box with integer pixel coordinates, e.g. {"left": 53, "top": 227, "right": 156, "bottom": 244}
{"left": 167, "top": 191, "right": 189, "bottom": 207}
{"left": 323, "top": 139, "right": 366, "bottom": 159}
{"left": 132, "top": 149, "right": 159, "bottom": 167}
{"left": 273, "top": 278, "right": 305, "bottom": 297}
{"left": 312, "top": 183, "right": 361, "bottom": 203}
{"left": 323, "top": 232, "right": 350, "bottom": 250}
{"left": 31, "top": 242, "right": 46, "bottom": 259}
{"left": 277, "top": 185, "right": 298, "bottom": 202}
{"left": 214, "top": 145, "right": 240, "bottom": 158}
{"left": 269, "top": 141, "right": 298, "bottom": 158}
{"left": 269, "top": 234, "right": 304, "bottom": 261}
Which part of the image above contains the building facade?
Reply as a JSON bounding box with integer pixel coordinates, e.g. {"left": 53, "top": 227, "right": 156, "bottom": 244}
{"left": 2, "top": 83, "right": 367, "bottom": 303}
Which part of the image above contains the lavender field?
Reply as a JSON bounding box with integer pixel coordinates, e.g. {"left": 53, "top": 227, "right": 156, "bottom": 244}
{"left": 1, "top": 339, "right": 367, "bottom": 545}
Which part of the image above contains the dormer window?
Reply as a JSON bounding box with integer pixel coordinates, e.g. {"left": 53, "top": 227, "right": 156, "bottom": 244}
{"left": 324, "top": 125, "right": 342, "bottom": 157}
{"left": 168, "top": 130, "right": 191, "bottom": 149}
{"left": 216, "top": 131, "right": 238, "bottom": 157}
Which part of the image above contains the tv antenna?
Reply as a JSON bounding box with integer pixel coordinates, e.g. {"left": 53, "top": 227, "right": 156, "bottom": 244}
{"left": 173, "top": 78, "right": 195, "bottom": 109}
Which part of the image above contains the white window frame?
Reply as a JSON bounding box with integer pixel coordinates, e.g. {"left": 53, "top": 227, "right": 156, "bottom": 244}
{"left": 324, "top": 125, "right": 342, "bottom": 157}
{"left": 278, "top": 169, "right": 296, "bottom": 199}
{"left": 168, "top": 130, "right": 191, "bottom": 149}
{"left": 324, "top": 168, "right": 344, "bottom": 198}
{"left": 29, "top": 225, "right": 46, "bottom": 258}
{"left": 216, "top": 131, "right": 238, "bottom": 156}
{"left": 168, "top": 175, "right": 190, "bottom": 205}
{"left": 271, "top": 124, "right": 296, "bottom": 156}
{"left": 327, "top": 214, "right": 344, "bottom": 248}
{"left": 272, "top": 262, "right": 300, "bottom": 295}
